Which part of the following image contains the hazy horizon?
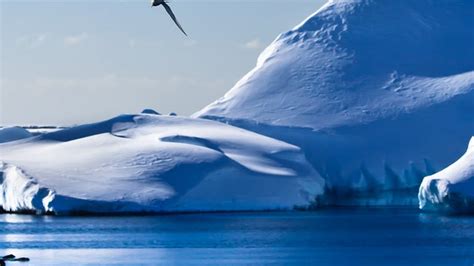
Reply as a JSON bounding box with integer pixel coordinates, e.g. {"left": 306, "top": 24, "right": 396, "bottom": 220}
{"left": 1, "top": 0, "right": 325, "bottom": 125}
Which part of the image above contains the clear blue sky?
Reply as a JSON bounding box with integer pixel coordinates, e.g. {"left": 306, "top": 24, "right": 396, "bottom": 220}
{"left": 1, "top": 0, "right": 325, "bottom": 125}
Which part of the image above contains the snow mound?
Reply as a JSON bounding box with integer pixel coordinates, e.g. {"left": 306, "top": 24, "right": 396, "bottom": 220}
{"left": 0, "top": 114, "right": 324, "bottom": 214}
{"left": 0, "top": 127, "right": 33, "bottom": 143}
{"left": 194, "top": 0, "right": 474, "bottom": 204}
{"left": 419, "top": 137, "right": 474, "bottom": 213}
{"left": 141, "top": 109, "right": 161, "bottom": 115}
{"left": 196, "top": 0, "right": 474, "bottom": 129}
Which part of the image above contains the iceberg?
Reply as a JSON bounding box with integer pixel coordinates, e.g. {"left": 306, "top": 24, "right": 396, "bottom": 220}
{"left": 1, "top": 0, "right": 472, "bottom": 214}
{"left": 419, "top": 137, "right": 474, "bottom": 213}
{"left": 195, "top": 0, "right": 474, "bottom": 204}
{"left": 0, "top": 114, "right": 324, "bottom": 214}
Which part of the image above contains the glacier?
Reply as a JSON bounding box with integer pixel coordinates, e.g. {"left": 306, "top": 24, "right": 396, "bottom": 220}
{"left": 0, "top": 114, "right": 324, "bottom": 214}
{"left": 419, "top": 137, "right": 474, "bottom": 213}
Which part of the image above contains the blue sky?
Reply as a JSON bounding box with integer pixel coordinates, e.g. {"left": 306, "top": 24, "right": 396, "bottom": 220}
{"left": 1, "top": 0, "right": 325, "bottom": 125}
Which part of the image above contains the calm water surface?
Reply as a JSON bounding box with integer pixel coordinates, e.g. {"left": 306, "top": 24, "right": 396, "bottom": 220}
{"left": 0, "top": 208, "right": 473, "bottom": 265}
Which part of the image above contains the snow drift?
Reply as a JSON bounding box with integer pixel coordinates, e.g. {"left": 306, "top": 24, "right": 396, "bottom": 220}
{"left": 419, "top": 137, "right": 474, "bottom": 213}
{"left": 0, "top": 114, "right": 324, "bottom": 214}
{"left": 195, "top": 0, "right": 474, "bottom": 204}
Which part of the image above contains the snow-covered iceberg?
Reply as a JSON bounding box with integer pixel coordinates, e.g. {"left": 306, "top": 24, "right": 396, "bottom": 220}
{"left": 195, "top": 0, "right": 474, "bottom": 204}
{"left": 0, "top": 114, "right": 324, "bottom": 214}
{"left": 419, "top": 137, "right": 474, "bottom": 213}
{"left": 1, "top": 0, "right": 472, "bottom": 214}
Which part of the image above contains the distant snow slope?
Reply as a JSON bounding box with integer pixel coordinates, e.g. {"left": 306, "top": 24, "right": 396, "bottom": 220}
{"left": 0, "top": 114, "right": 324, "bottom": 214}
{"left": 0, "top": 127, "right": 33, "bottom": 143}
{"left": 419, "top": 137, "right": 474, "bottom": 213}
{"left": 195, "top": 0, "right": 474, "bottom": 204}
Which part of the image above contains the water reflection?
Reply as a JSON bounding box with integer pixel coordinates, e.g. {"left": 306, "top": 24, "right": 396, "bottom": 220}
{"left": 1, "top": 214, "right": 36, "bottom": 224}
{"left": 0, "top": 209, "right": 473, "bottom": 265}
{"left": 0, "top": 214, "right": 55, "bottom": 224}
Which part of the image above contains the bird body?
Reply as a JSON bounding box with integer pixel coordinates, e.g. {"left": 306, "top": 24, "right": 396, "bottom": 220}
{"left": 151, "top": 0, "right": 187, "bottom": 36}
{"left": 151, "top": 0, "right": 163, "bottom": 7}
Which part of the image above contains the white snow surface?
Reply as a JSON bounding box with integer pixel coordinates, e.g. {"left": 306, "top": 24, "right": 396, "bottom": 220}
{"left": 195, "top": 0, "right": 474, "bottom": 204}
{"left": 0, "top": 114, "right": 324, "bottom": 214}
{"left": 196, "top": 0, "right": 474, "bottom": 129}
{"left": 419, "top": 137, "right": 474, "bottom": 212}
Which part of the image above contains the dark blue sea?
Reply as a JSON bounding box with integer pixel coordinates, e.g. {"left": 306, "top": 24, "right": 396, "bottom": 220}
{"left": 1, "top": 208, "right": 473, "bottom": 265}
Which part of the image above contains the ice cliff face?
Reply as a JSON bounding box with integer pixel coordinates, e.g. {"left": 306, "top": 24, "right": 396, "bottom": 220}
{"left": 0, "top": 162, "right": 55, "bottom": 213}
{"left": 195, "top": 0, "right": 474, "bottom": 204}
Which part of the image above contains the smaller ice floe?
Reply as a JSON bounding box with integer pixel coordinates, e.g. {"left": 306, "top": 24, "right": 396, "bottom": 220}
{"left": 419, "top": 137, "right": 474, "bottom": 213}
{"left": 0, "top": 127, "right": 32, "bottom": 143}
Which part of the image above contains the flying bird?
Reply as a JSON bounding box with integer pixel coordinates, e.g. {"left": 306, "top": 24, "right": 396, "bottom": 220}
{"left": 151, "top": 0, "right": 187, "bottom": 36}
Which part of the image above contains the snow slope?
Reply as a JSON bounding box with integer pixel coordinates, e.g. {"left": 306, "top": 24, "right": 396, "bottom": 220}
{"left": 419, "top": 137, "right": 474, "bottom": 213}
{"left": 195, "top": 0, "right": 474, "bottom": 204}
{"left": 196, "top": 0, "right": 474, "bottom": 129}
{"left": 0, "top": 127, "right": 33, "bottom": 143}
{"left": 0, "top": 114, "right": 324, "bottom": 214}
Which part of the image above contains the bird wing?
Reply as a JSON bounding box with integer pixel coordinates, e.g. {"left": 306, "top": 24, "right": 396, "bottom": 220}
{"left": 162, "top": 2, "right": 187, "bottom": 36}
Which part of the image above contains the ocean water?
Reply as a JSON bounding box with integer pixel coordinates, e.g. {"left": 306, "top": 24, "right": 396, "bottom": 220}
{"left": 0, "top": 208, "right": 473, "bottom": 265}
